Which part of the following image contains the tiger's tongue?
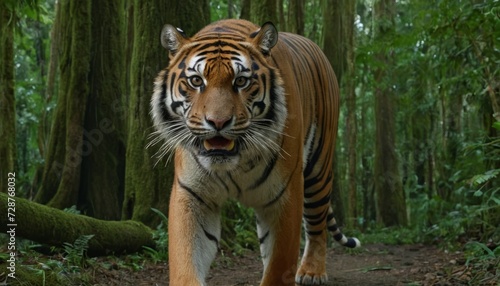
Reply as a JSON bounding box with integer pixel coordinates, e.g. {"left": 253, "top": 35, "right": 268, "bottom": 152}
{"left": 203, "top": 137, "right": 235, "bottom": 151}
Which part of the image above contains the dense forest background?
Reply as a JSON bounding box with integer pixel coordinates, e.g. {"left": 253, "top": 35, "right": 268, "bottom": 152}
{"left": 0, "top": 0, "right": 499, "bottom": 284}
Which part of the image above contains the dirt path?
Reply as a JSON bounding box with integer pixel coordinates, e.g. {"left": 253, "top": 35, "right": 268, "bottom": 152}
{"left": 94, "top": 243, "right": 471, "bottom": 285}
{"left": 207, "top": 244, "right": 458, "bottom": 286}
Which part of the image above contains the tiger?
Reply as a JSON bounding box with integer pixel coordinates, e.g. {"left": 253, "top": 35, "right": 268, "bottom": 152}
{"left": 150, "top": 19, "right": 360, "bottom": 286}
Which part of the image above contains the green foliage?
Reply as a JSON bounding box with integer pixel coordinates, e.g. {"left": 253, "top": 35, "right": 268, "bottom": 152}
{"left": 461, "top": 241, "right": 500, "bottom": 285}
{"left": 62, "top": 234, "right": 94, "bottom": 270}
{"left": 1, "top": 237, "right": 95, "bottom": 286}
{"left": 210, "top": 0, "right": 240, "bottom": 21}
{"left": 63, "top": 205, "right": 81, "bottom": 215}
{"left": 220, "top": 201, "right": 259, "bottom": 255}
{"left": 354, "top": 226, "right": 422, "bottom": 246}
{"left": 347, "top": 0, "right": 500, "bottom": 247}
{"left": 13, "top": 0, "right": 56, "bottom": 197}
{"left": 143, "top": 208, "right": 169, "bottom": 262}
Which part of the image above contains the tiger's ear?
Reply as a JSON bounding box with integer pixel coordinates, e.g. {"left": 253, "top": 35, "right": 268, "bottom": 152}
{"left": 161, "top": 24, "right": 188, "bottom": 56}
{"left": 250, "top": 22, "right": 278, "bottom": 55}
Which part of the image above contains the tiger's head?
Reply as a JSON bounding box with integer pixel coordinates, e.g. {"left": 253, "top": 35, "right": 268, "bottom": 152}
{"left": 151, "top": 21, "right": 287, "bottom": 171}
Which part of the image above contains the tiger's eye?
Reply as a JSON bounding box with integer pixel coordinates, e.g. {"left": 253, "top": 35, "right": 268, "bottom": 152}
{"left": 234, "top": 76, "right": 249, "bottom": 88}
{"left": 188, "top": 76, "right": 204, "bottom": 88}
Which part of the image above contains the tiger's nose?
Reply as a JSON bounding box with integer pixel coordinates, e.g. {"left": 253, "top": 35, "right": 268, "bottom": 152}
{"left": 206, "top": 115, "right": 232, "bottom": 131}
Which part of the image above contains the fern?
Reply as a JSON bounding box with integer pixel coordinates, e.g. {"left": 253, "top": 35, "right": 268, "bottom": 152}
{"left": 63, "top": 205, "right": 81, "bottom": 215}
{"left": 470, "top": 169, "right": 500, "bottom": 187}
{"left": 62, "top": 234, "right": 94, "bottom": 269}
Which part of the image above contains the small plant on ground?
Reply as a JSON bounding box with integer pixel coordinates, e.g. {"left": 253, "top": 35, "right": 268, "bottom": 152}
{"left": 143, "top": 208, "right": 169, "bottom": 263}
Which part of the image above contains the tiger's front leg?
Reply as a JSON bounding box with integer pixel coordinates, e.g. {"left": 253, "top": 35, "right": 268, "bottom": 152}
{"left": 255, "top": 175, "right": 303, "bottom": 286}
{"left": 168, "top": 178, "right": 221, "bottom": 285}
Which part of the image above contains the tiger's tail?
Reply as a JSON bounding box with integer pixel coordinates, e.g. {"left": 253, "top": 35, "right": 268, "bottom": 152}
{"left": 327, "top": 206, "right": 361, "bottom": 248}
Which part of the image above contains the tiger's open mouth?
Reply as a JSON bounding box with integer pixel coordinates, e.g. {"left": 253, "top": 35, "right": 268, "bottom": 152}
{"left": 200, "top": 136, "right": 238, "bottom": 156}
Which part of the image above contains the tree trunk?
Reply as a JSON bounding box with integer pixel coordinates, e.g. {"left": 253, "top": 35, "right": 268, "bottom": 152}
{"left": 322, "top": 0, "right": 357, "bottom": 226}
{"left": 343, "top": 0, "right": 357, "bottom": 226}
{"left": 322, "top": 0, "right": 344, "bottom": 83}
{"left": 80, "top": 0, "right": 126, "bottom": 220}
{"left": 287, "top": 0, "right": 304, "bottom": 35}
{"left": 122, "top": 0, "right": 210, "bottom": 227}
{"left": 373, "top": 0, "right": 407, "bottom": 227}
{"left": 439, "top": 89, "right": 462, "bottom": 200}
{"left": 250, "top": 0, "right": 279, "bottom": 27}
{"left": 322, "top": 0, "right": 351, "bottom": 224}
{"left": 359, "top": 63, "right": 376, "bottom": 227}
{"left": 35, "top": 0, "right": 91, "bottom": 208}
{"left": 240, "top": 0, "right": 251, "bottom": 21}
{"left": 0, "top": 2, "right": 16, "bottom": 192}
{"left": 0, "top": 193, "right": 153, "bottom": 256}
{"left": 34, "top": 1, "right": 125, "bottom": 221}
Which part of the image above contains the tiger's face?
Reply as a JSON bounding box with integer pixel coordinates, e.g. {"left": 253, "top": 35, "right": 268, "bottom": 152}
{"left": 151, "top": 22, "right": 287, "bottom": 171}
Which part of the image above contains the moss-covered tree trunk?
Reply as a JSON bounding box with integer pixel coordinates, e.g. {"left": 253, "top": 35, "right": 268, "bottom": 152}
{"left": 250, "top": 0, "right": 279, "bottom": 28}
{"left": 240, "top": 0, "right": 251, "bottom": 21}
{"left": 0, "top": 193, "right": 153, "bottom": 255}
{"left": 287, "top": 0, "right": 304, "bottom": 35}
{"left": 122, "top": 0, "right": 210, "bottom": 227}
{"left": 35, "top": 0, "right": 91, "bottom": 207}
{"left": 373, "top": 0, "right": 407, "bottom": 227}
{"left": 79, "top": 0, "right": 125, "bottom": 220}
{"left": 35, "top": 1, "right": 125, "bottom": 220}
{"left": 0, "top": 2, "right": 16, "bottom": 192}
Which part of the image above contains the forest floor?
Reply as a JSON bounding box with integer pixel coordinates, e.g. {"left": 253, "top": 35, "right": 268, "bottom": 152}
{"left": 2, "top": 242, "right": 498, "bottom": 285}
{"left": 88, "top": 243, "right": 498, "bottom": 286}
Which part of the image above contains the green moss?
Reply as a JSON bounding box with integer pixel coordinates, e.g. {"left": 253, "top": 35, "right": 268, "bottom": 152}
{"left": 0, "top": 193, "right": 154, "bottom": 255}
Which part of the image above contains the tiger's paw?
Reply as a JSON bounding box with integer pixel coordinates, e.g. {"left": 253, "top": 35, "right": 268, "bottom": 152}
{"left": 295, "top": 264, "right": 328, "bottom": 285}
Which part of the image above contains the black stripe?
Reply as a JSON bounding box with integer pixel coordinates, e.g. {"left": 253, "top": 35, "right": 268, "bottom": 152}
{"left": 169, "top": 72, "right": 177, "bottom": 99}
{"left": 202, "top": 227, "right": 219, "bottom": 245}
{"left": 249, "top": 152, "right": 278, "bottom": 190}
{"left": 259, "top": 230, "right": 270, "bottom": 244}
{"left": 333, "top": 233, "right": 344, "bottom": 241}
{"left": 303, "top": 209, "right": 328, "bottom": 226}
{"left": 214, "top": 173, "right": 230, "bottom": 193}
{"left": 304, "top": 193, "right": 330, "bottom": 209}
{"left": 171, "top": 99, "right": 183, "bottom": 113}
{"left": 177, "top": 83, "right": 188, "bottom": 97}
{"left": 159, "top": 71, "right": 171, "bottom": 122}
{"left": 252, "top": 73, "right": 268, "bottom": 116}
{"left": 251, "top": 61, "right": 259, "bottom": 71}
{"left": 327, "top": 211, "right": 335, "bottom": 222}
{"left": 306, "top": 230, "right": 323, "bottom": 236}
{"left": 304, "top": 177, "right": 321, "bottom": 196}
{"left": 263, "top": 186, "right": 286, "bottom": 208}
{"left": 196, "top": 40, "right": 242, "bottom": 52}
{"left": 227, "top": 173, "right": 242, "bottom": 197}
{"left": 264, "top": 73, "right": 277, "bottom": 123}
{"left": 178, "top": 179, "right": 212, "bottom": 210}
{"left": 344, "top": 238, "right": 358, "bottom": 248}
{"left": 328, "top": 224, "right": 339, "bottom": 232}
{"left": 198, "top": 49, "right": 241, "bottom": 56}
{"left": 177, "top": 59, "right": 186, "bottom": 69}
{"left": 304, "top": 173, "right": 332, "bottom": 198}
{"left": 303, "top": 212, "right": 323, "bottom": 220}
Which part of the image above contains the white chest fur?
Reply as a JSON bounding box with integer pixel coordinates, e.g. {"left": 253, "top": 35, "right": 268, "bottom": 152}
{"left": 177, "top": 151, "right": 288, "bottom": 209}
